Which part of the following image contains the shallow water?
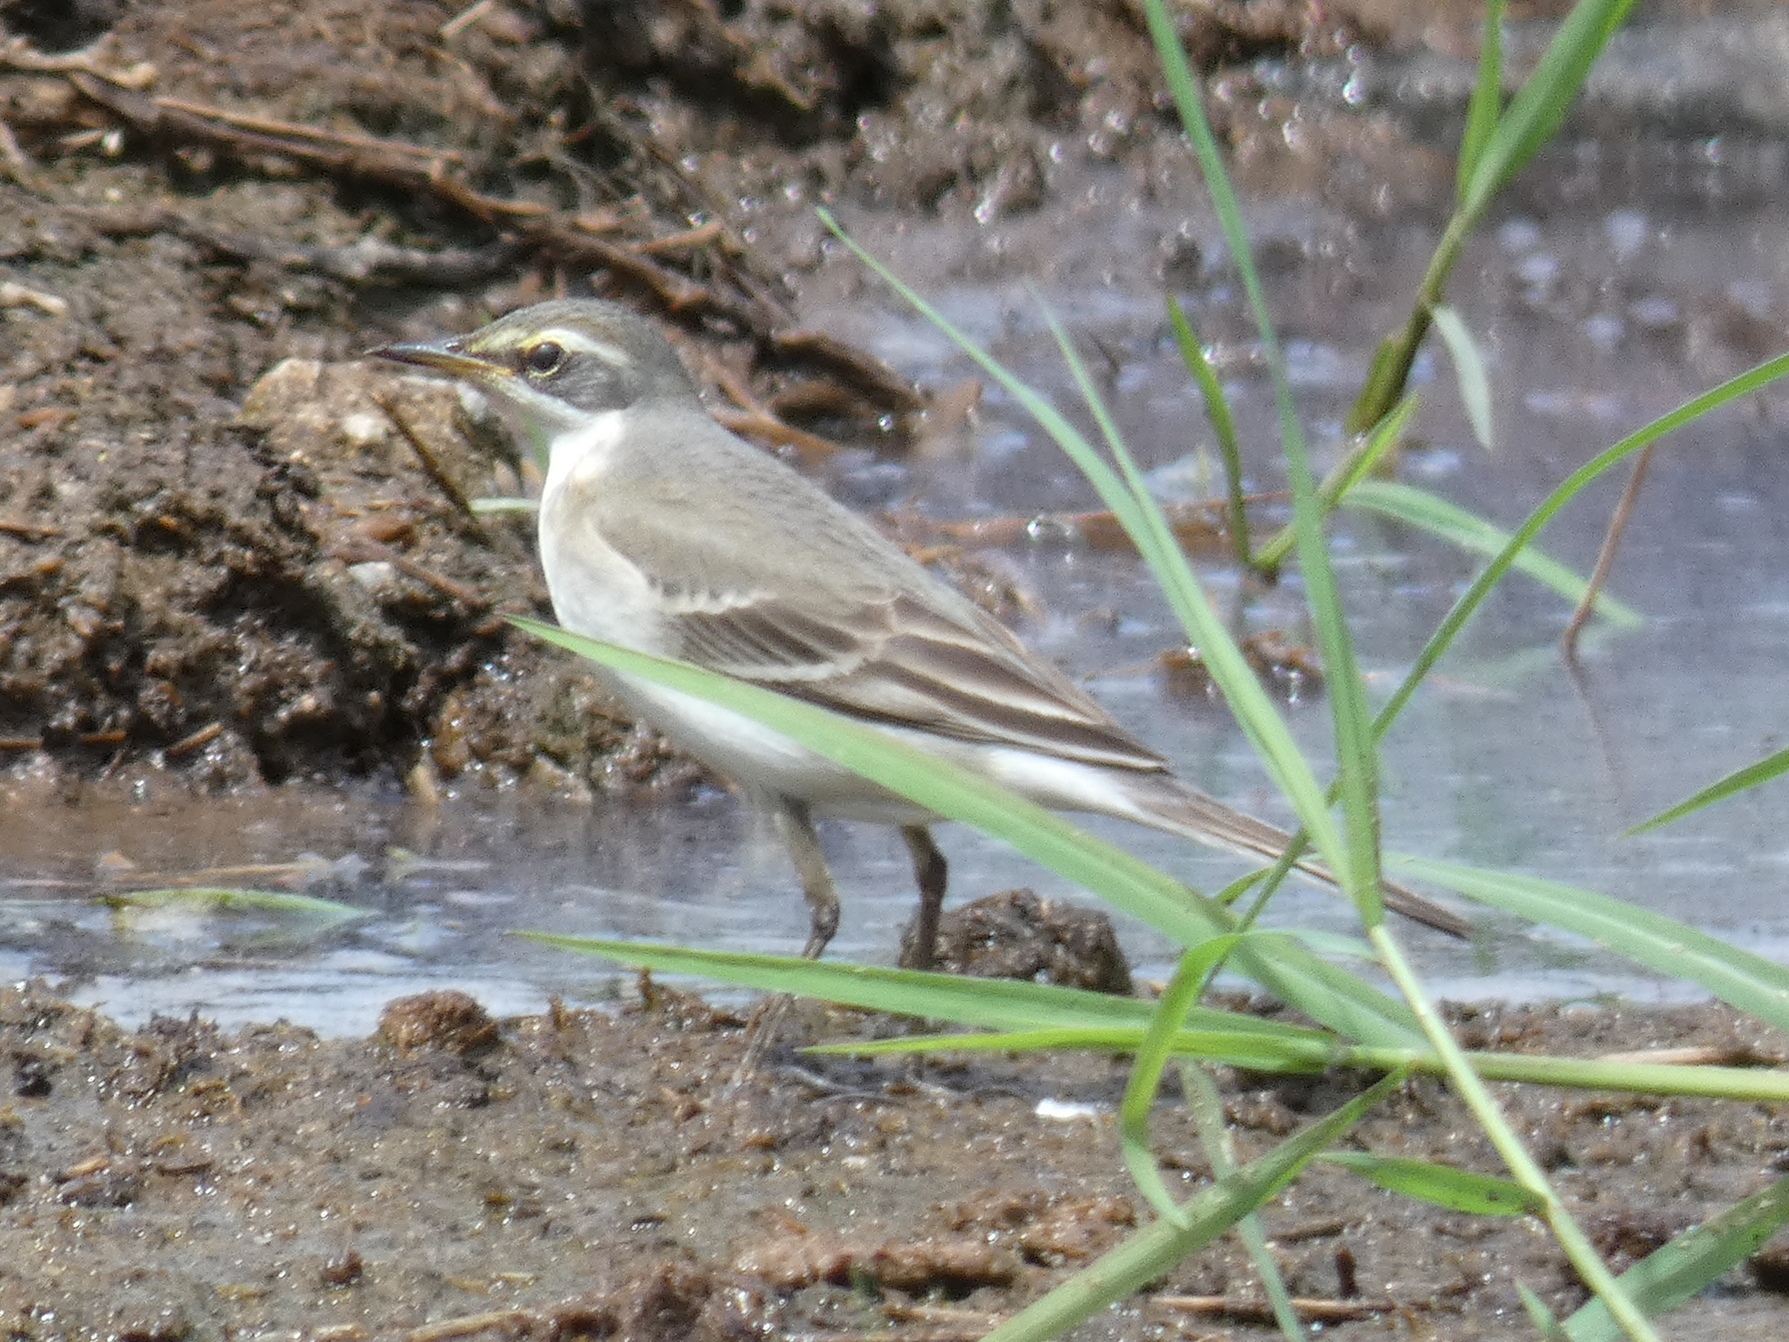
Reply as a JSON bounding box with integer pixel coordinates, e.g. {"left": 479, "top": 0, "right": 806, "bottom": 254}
{"left": 7, "top": 66, "right": 1789, "bottom": 1034}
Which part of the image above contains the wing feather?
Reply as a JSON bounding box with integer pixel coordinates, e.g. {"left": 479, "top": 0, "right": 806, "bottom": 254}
{"left": 578, "top": 420, "right": 1169, "bottom": 774}
{"left": 672, "top": 587, "right": 1168, "bottom": 773}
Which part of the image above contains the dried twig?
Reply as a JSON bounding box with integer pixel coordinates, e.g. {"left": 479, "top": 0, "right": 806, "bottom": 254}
{"left": 151, "top": 94, "right": 465, "bottom": 164}
{"left": 887, "top": 495, "right": 1262, "bottom": 558}
{"left": 708, "top": 363, "right": 842, "bottom": 462}
{"left": 1148, "top": 1293, "right": 1400, "bottom": 1322}
{"left": 0, "top": 280, "right": 68, "bottom": 315}
{"left": 402, "top": 1309, "right": 535, "bottom": 1342}
{"left": 76, "top": 204, "right": 519, "bottom": 284}
{"left": 0, "top": 117, "right": 41, "bottom": 188}
{"left": 162, "top": 722, "right": 223, "bottom": 759}
{"left": 328, "top": 536, "right": 490, "bottom": 610}
{"left": 1562, "top": 443, "right": 1652, "bottom": 659}
{"left": 0, "top": 36, "right": 156, "bottom": 89}
{"left": 0, "top": 517, "right": 61, "bottom": 538}
{"left": 372, "top": 394, "right": 485, "bottom": 531}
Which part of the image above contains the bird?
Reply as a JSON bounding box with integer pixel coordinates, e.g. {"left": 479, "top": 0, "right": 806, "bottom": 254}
{"left": 373, "top": 298, "right": 1470, "bottom": 966}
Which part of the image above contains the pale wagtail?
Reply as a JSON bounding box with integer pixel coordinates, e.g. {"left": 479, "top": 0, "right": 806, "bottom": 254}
{"left": 374, "top": 299, "right": 1470, "bottom": 966}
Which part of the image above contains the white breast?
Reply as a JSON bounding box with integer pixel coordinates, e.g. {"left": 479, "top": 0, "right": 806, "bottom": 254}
{"left": 535, "top": 409, "right": 666, "bottom": 652}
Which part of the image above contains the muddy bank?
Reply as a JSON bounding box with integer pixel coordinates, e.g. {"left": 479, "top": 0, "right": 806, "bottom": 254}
{"left": 0, "top": 0, "right": 1565, "bottom": 803}
{"left": 0, "top": 981, "right": 1783, "bottom": 1339}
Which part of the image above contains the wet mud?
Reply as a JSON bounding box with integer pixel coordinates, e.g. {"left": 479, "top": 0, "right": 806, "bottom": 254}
{"left": 1, "top": 982, "right": 1787, "bottom": 1339}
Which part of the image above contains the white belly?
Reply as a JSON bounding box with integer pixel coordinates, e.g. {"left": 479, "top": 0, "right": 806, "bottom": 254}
{"left": 604, "top": 673, "right": 938, "bottom": 824}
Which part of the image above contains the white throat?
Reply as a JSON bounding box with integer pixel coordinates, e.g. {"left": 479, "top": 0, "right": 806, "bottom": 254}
{"left": 542, "top": 407, "right": 629, "bottom": 500}
{"left": 534, "top": 405, "right": 665, "bottom": 655}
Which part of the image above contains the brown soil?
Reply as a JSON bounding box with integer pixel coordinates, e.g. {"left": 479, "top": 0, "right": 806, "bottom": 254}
{"left": 0, "top": 981, "right": 1784, "bottom": 1340}
{"left": 2, "top": 2, "right": 1786, "bottom": 1338}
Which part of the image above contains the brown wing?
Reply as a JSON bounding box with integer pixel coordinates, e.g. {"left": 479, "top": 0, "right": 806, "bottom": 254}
{"left": 583, "top": 413, "right": 1169, "bottom": 774}
{"left": 668, "top": 588, "right": 1170, "bottom": 773}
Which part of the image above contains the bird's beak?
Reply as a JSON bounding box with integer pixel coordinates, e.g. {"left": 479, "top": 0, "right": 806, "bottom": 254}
{"left": 369, "top": 338, "right": 509, "bottom": 384}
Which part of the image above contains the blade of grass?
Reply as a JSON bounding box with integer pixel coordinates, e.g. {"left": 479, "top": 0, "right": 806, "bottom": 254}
{"left": 1320, "top": 1151, "right": 1542, "bottom": 1216}
{"left": 1626, "top": 746, "right": 1789, "bottom": 835}
{"left": 1458, "top": 0, "right": 1642, "bottom": 218}
{"left": 1394, "top": 856, "right": 1789, "bottom": 1034}
{"left": 1121, "top": 936, "right": 1250, "bottom": 1225}
{"left": 1039, "top": 297, "right": 1345, "bottom": 882}
{"left": 1139, "top": 0, "right": 1383, "bottom": 917}
{"left": 527, "top": 935, "right": 1270, "bottom": 1033}
{"left": 1521, "top": 1285, "right": 1573, "bottom": 1341}
{"left": 1370, "top": 350, "right": 1789, "bottom": 740}
{"left": 1431, "top": 305, "right": 1495, "bottom": 451}
{"left": 981, "top": 1071, "right": 1404, "bottom": 1342}
{"left": 1350, "top": 0, "right": 1640, "bottom": 430}
{"left": 1166, "top": 293, "right": 1250, "bottom": 566}
{"left": 1344, "top": 480, "right": 1642, "bottom": 625}
{"left": 1369, "top": 923, "right": 1656, "bottom": 1341}
{"left": 827, "top": 1027, "right": 1789, "bottom": 1103}
{"left": 1455, "top": 0, "right": 1508, "bottom": 198}
{"left": 1183, "top": 1061, "right": 1304, "bottom": 1340}
{"left": 816, "top": 1026, "right": 1345, "bottom": 1072}
{"left": 1562, "top": 1174, "right": 1789, "bottom": 1341}
{"left": 1250, "top": 393, "right": 1420, "bottom": 572}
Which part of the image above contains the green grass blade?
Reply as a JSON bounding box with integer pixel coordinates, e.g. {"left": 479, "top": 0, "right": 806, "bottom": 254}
{"left": 1430, "top": 304, "right": 1495, "bottom": 451}
{"left": 1182, "top": 1062, "right": 1305, "bottom": 1339}
{"left": 1166, "top": 293, "right": 1250, "bottom": 566}
{"left": 1455, "top": 0, "right": 1508, "bottom": 200}
{"left": 1562, "top": 1175, "right": 1789, "bottom": 1340}
{"left": 1321, "top": 1151, "right": 1542, "bottom": 1216}
{"left": 811, "top": 1027, "right": 1342, "bottom": 1072}
{"left": 1462, "top": 1053, "right": 1789, "bottom": 1102}
{"left": 1369, "top": 347, "right": 1789, "bottom": 738}
{"left": 1521, "top": 1284, "right": 1573, "bottom": 1341}
{"left": 1251, "top": 393, "right": 1419, "bottom": 572}
{"left": 1396, "top": 856, "right": 1789, "bottom": 1033}
{"left": 981, "top": 1072, "right": 1404, "bottom": 1342}
{"left": 1277, "top": 368, "right": 1382, "bottom": 924}
{"left": 1038, "top": 298, "right": 1346, "bottom": 879}
{"left": 826, "top": 1026, "right": 1789, "bottom": 1102}
{"left": 1344, "top": 480, "right": 1641, "bottom": 624}
{"left": 526, "top": 935, "right": 1177, "bottom": 1031}
{"left": 1143, "top": 0, "right": 1383, "bottom": 916}
{"left": 1459, "top": 0, "right": 1641, "bottom": 218}
{"left": 1326, "top": 393, "right": 1419, "bottom": 500}
{"left": 1627, "top": 746, "right": 1789, "bottom": 835}
{"left": 1121, "top": 937, "right": 1250, "bottom": 1226}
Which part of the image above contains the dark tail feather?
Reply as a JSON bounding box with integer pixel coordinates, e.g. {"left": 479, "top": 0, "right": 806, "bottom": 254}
{"left": 1127, "top": 779, "right": 1473, "bottom": 939}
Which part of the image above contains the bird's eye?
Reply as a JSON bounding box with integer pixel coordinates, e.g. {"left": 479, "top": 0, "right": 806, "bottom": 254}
{"left": 523, "top": 342, "right": 565, "bottom": 377}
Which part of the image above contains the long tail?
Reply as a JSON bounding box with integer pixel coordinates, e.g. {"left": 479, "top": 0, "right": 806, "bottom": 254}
{"left": 1124, "top": 777, "right": 1473, "bottom": 939}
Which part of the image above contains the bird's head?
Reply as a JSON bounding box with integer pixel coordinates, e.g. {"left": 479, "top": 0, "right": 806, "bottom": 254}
{"left": 372, "top": 299, "right": 699, "bottom": 437}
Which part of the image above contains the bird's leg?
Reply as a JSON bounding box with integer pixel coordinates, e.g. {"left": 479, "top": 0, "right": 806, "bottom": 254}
{"left": 898, "top": 825, "right": 948, "bottom": 971}
{"left": 770, "top": 798, "right": 840, "bottom": 959}
{"left": 733, "top": 798, "right": 839, "bottom": 1085}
